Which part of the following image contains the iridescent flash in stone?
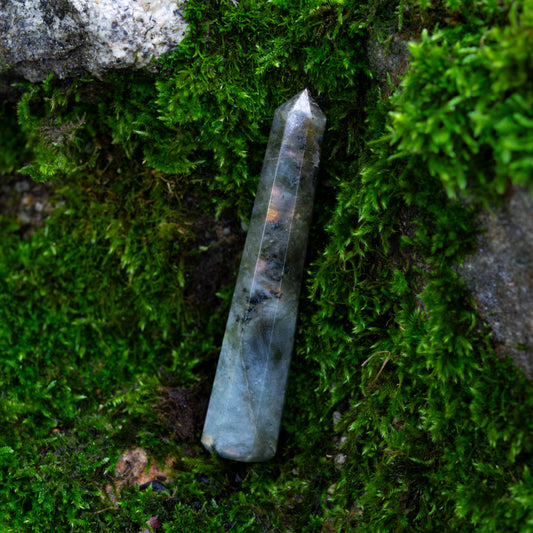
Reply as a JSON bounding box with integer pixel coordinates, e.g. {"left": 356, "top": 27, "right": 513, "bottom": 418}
{"left": 201, "top": 89, "right": 326, "bottom": 462}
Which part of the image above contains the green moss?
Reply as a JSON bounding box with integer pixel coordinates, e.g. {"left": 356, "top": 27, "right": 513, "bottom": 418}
{"left": 389, "top": 12, "right": 533, "bottom": 199}
{"left": 0, "top": 101, "right": 29, "bottom": 173}
{"left": 303, "top": 1, "right": 533, "bottom": 527}
{"left": 1, "top": 0, "right": 533, "bottom": 530}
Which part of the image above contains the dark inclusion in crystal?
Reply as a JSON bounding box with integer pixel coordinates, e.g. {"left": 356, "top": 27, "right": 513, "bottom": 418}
{"left": 201, "top": 89, "right": 326, "bottom": 462}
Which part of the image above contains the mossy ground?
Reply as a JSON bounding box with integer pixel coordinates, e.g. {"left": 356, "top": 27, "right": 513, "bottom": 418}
{"left": 1, "top": 0, "right": 533, "bottom": 531}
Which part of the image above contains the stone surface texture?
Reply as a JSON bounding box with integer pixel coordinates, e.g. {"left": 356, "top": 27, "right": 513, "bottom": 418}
{"left": 457, "top": 185, "right": 533, "bottom": 379}
{"left": 367, "top": 33, "right": 410, "bottom": 98}
{"left": 0, "top": 0, "right": 187, "bottom": 82}
{"left": 201, "top": 90, "right": 326, "bottom": 462}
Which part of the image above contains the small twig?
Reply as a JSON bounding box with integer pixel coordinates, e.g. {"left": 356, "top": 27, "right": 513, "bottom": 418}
{"left": 361, "top": 351, "right": 391, "bottom": 386}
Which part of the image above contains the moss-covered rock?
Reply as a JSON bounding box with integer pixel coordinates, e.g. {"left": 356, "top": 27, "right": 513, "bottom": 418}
{"left": 1, "top": 0, "right": 532, "bottom": 530}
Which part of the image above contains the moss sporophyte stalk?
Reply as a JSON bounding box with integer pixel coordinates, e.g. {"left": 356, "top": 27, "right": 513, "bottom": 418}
{"left": 202, "top": 90, "right": 326, "bottom": 462}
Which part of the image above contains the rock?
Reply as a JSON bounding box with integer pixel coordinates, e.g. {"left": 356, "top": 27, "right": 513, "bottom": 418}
{"left": 140, "top": 516, "right": 161, "bottom": 533}
{"left": 334, "top": 453, "right": 347, "bottom": 467}
{"left": 0, "top": 0, "right": 188, "bottom": 83}
{"left": 139, "top": 480, "right": 169, "bottom": 492}
{"left": 367, "top": 33, "right": 410, "bottom": 98}
{"left": 0, "top": 175, "right": 55, "bottom": 237}
{"left": 457, "top": 185, "right": 533, "bottom": 379}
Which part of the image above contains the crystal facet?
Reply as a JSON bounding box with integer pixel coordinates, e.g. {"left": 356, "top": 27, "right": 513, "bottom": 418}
{"left": 201, "top": 89, "right": 326, "bottom": 462}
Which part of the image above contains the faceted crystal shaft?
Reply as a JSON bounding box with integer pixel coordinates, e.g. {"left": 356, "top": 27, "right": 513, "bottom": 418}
{"left": 201, "top": 89, "right": 326, "bottom": 462}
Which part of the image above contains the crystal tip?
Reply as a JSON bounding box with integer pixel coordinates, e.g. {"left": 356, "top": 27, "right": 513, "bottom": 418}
{"left": 293, "top": 89, "right": 311, "bottom": 116}
{"left": 278, "top": 88, "right": 325, "bottom": 124}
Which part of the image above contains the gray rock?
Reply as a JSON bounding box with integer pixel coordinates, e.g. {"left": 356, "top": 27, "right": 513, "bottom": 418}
{"left": 458, "top": 186, "right": 533, "bottom": 379}
{"left": 0, "top": 0, "right": 188, "bottom": 83}
{"left": 367, "top": 33, "right": 410, "bottom": 97}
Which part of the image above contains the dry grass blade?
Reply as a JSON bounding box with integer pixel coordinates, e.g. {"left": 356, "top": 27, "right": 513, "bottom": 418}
{"left": 361, "top": 351, "right": 391, "bottom": 386}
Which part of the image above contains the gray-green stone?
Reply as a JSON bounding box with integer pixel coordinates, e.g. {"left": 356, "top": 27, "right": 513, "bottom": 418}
{"left": 201, "top": 89, "right": 326, "bottom": 462}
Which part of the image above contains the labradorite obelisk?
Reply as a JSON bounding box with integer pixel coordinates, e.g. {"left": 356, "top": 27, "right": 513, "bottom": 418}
{"left": 201, "top": 89, "right": 326, "bottom": 462}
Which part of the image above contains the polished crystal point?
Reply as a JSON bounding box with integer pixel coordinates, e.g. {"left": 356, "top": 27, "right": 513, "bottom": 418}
{"left": 201, "top": 89, "right": 326, "bottom": 462}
